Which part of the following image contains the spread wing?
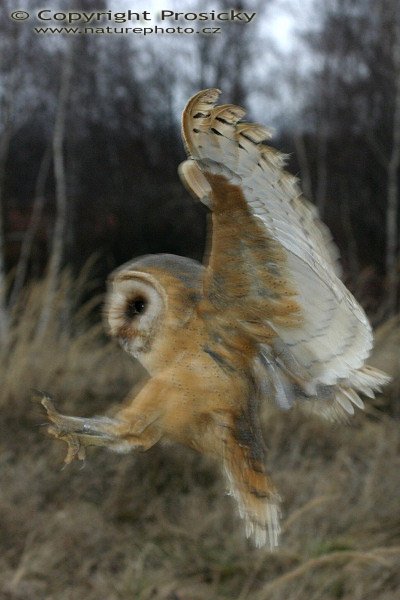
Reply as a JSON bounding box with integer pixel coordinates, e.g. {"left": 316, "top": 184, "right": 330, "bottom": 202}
{"left": 180, "top": 89, "right": 390, "bottom": 416}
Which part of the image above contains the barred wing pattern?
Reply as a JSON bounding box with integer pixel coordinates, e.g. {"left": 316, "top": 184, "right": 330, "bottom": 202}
{"left": 181, "top": 89, "right": 390, "bottom": 417}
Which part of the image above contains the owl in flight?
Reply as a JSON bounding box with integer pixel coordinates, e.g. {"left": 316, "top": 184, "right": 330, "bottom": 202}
{"left": 39, "top": 89, "right": 390, "bottom": 548}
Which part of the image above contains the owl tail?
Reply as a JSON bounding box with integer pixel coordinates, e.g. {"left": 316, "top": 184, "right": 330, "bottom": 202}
{"left": 222, "top": 430, "right": 281, "bottom": 549}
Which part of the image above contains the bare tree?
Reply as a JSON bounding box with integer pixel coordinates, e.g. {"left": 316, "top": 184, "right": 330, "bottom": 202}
{"left": 0, "top": 68, "right": 17, "bottom": 343}
{"left": 37, "top": 47, "right": 73, "bottom": 336}
{"left": 315, "top": 121, "right": 329, "bottom": 217}
{"left": 9, "top": 147, "right": 52, "bottom": 306}
{"left": 293, "top": 133, "right": 314, "bottom": 201}
{"left": 385, "top": 24, "right": 400, "bottom": 316}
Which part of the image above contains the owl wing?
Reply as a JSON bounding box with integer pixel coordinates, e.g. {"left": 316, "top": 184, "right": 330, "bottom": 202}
{"left": 180, "top": 89, "right": 389, "bottom": 414}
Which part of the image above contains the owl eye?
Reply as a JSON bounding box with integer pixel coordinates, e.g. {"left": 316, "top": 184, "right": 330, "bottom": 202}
{"left": 125, "top": 296, "right": 147, "bottom": 320}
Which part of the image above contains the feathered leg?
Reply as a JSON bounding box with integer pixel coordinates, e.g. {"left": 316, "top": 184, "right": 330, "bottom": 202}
{"left": 35, "top": 391, "right": 161, "bottom": 464}
{"left": 210, "top": 410, "right": 281, "bottom": 549}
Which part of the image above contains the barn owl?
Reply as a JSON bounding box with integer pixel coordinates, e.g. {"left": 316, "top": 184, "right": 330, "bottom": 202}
{"left": 38, "top": 89, "right": 390, "bottom": 549}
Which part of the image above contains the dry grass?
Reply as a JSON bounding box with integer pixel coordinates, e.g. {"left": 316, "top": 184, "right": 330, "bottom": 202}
{"left": 370, "top": 315, "right": 400, "bottom": 417}
{"left": 1, "top": 275, "right": 399, "bottom": 599}
{"left": 0, "top": 270, "right": 138, "bottom": 416}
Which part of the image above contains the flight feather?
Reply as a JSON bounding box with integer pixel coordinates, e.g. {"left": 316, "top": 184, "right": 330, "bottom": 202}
{"left": 180, "top": 88, "right": 390, "bottom": 415}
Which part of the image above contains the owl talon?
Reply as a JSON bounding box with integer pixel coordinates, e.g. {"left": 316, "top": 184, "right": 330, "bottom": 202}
{"left": 63, "top": 436, "right": 86, "bottom": 464}
{"left": 47, "top": 424, "right": 87, "bottom": 464}
{"left": 34, "top": 391, "right": 88, "bottom": 464}
{"left": 34, "top": 390, "right": 135, "bottom": 460}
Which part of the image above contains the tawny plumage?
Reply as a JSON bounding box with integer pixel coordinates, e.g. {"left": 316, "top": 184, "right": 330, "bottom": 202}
{"left": 38, "top": 89, "right": 390, "bottom": 549}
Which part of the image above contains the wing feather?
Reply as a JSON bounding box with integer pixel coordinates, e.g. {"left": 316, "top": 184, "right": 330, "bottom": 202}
{"left": 181, "top": 89, "right": 389, "bottom": 406}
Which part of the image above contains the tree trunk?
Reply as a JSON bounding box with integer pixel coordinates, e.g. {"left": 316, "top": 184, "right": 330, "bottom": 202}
{"left": 37, "top": 48, "right": 73, "bottom": 337}
{"left": 315, "top": 122, "right": 328, "bottom": 218}
{"left": 385, "top": 26, "right": 400, "bottom": 316}
{"left": 0, "top": 75, "right": 16, "bottom": 344}
{"left": 293, "top": 133, "right": 314, "bottom": 202}
{"left": 9, "top": 147, "right": 52, "bottom": 306}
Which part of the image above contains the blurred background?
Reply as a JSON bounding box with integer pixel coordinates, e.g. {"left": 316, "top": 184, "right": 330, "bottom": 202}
{"left": 0, "top": 0, "right": 399, "bottom": 598}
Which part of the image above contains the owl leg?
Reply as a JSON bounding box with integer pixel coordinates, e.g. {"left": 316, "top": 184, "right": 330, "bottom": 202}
{"left": 36, "top": 392, "right": 161, "bottom": 464}
{"left": 211, "top": 411, "right": 281, "bottom": 549}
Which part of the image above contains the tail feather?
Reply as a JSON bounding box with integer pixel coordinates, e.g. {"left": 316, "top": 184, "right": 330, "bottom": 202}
{"left": 255, "top": 344, "right": 390, "bottom": 421}
{"left": 341, "top": 387, "right": 364, "bottom": 410}
{"left": 344, "top": 365, "right": 392, "bottom": 397}
{"left": 333, "top": 365, "right": 392, "bottom": 418}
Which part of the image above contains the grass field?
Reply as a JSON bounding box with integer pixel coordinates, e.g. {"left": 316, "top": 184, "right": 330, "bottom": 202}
{"left": 1, "top": 278, "right": 399, "bottom": 599}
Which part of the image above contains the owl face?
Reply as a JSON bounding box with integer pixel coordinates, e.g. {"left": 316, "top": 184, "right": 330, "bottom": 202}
{"left": 106, "top": 270, "right": 167, "bottom": 360}
{"left": 106, "top": 254, "right": 205, "bottom": 372}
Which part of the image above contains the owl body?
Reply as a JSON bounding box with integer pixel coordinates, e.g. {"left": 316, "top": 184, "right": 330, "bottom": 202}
{"left": 42, "top": 90, "right": 390, "bottom": 549}
{"left": 109, "top": 253, "right": 256, "bottom": 451}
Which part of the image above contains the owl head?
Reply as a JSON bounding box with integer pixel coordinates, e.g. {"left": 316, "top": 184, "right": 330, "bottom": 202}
{"left": 106, "top": 254, "right": 204, "bottom": 372}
